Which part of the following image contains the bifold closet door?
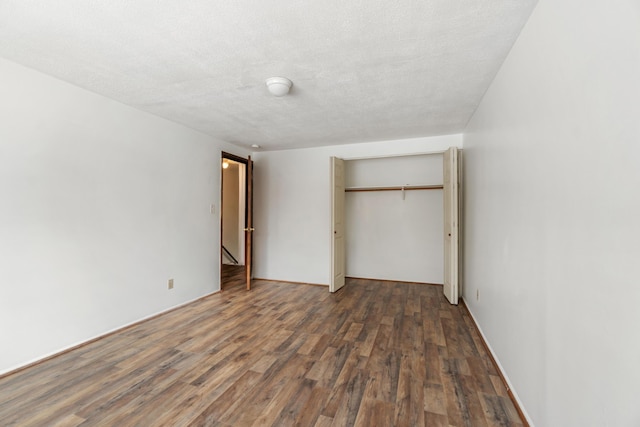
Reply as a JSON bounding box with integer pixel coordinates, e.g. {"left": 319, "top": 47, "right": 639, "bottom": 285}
{"left": 330, "top": 157, "right": 346, "bottom": 293}
{"left": 443, "top": 147, "right": 459, "bottom": 304}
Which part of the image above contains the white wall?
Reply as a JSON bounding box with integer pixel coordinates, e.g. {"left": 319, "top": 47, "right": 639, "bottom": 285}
{"left": 345, "top": 155, "right": 443, "bottom": 283}
{"left": 0, "top": 57, "right": 249, "bottom": 374}
{"left": 463, "top": 1, "right": 640, "bottom": 425}
{"left": 252, "top": 134, "right": 462, "bottom": 285}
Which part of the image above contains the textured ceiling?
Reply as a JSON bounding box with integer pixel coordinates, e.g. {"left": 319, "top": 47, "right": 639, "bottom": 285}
{"left": 0, "top": 1, "right": 536, "bottom": 151}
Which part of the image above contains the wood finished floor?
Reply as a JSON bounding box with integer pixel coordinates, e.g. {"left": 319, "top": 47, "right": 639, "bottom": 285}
{"left": 221, "top": 264, "right": 245, "bottom": 289}
{"left": 0, "top": 272, "right": 523, "bottom": 426}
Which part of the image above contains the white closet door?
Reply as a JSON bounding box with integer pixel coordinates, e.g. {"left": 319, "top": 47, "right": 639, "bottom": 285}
{"left": 443, "top": 147, "right": 459, "bottom": 304}
{"left": 330, "top": 157, "right": 346, "bottom": 292}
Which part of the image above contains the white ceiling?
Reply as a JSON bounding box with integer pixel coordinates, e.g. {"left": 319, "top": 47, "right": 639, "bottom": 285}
{"left": 0, "top": 1, "right": 536, "bottom": 151}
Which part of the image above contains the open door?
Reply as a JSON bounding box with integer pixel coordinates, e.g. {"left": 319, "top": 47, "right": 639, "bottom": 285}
{"left": 244, "top": 155, "right": 254, "bottom": 290}
{"left": 443, "top": 147, "right": 459, "bottom": 304}
{"left": 330, "top": 157, "right": 346, "bottom": 293}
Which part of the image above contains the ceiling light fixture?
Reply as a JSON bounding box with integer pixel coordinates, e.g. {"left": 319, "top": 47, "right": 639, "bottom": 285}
{"left": 266, "top": 76, "right": 292, "bottom": 97}
{"left": 222, "top": 160, "right": 229, "bottom": 169}
{"left": 251, "top": 144, "right": 260, "bottom": 148}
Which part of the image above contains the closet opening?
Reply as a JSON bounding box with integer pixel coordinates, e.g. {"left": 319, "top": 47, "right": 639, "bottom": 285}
{"left": 331, "top": 149, "right": 461, "bottom": 304}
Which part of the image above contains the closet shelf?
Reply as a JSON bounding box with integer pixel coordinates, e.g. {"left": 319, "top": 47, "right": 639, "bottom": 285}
{"left": 345, "top": 184, "right": 443, "bottom": 192}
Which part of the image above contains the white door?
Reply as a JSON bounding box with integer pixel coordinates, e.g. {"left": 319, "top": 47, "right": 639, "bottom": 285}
{"left": 330, "top": 157, "right": 346, "bottom": 292}
{"left": 443, "top": 147, "right": 459, "bottom": 304}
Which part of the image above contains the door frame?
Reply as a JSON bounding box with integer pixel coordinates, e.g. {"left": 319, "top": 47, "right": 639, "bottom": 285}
{"left": 220, "top": 152, "right": 250, "bottom": 290}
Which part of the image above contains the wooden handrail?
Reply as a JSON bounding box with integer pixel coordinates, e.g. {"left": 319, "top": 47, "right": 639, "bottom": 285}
{"left": 222, "top": 245, "right": 239, "bottom": 265}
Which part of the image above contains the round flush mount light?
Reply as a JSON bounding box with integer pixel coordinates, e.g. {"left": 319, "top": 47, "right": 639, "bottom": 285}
{"left": 251, "top": 144, "right": 260, "bottom": 148}
{"left": 265, "top": 76, "right": 292, "bottom": 97}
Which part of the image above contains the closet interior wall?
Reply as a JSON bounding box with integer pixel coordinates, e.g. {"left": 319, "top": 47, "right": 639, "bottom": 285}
{"left": 344, "top": 154, "right": 444, "bottom": 284}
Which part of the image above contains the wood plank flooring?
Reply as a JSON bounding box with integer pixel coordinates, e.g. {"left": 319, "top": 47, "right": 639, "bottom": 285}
{"left": 221, "top": 264, "right": 245, "bottom": 290}
{"left": 0, "top": 275, "right": 523, "bottom": 426}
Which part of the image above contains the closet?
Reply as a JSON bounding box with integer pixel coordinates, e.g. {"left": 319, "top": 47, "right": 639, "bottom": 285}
{"left": 330, "top": 148, "right": 460, "bottom": 304}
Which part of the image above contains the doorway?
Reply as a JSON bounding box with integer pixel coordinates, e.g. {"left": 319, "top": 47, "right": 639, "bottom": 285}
{"left": 220, "top": 152, "right": 249, "bottom": 290}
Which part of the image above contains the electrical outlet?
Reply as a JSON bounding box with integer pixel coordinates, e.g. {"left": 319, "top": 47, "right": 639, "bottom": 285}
{"left": 476, "top": 289, "right": 479, "bottom": 300}
{"left": 168, "top": 278, "right": 174, "bottom": 290}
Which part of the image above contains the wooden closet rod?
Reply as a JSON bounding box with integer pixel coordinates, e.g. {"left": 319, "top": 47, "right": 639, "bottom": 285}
{"left": 345, "top": 185, "right": 443, "bottom": 192}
